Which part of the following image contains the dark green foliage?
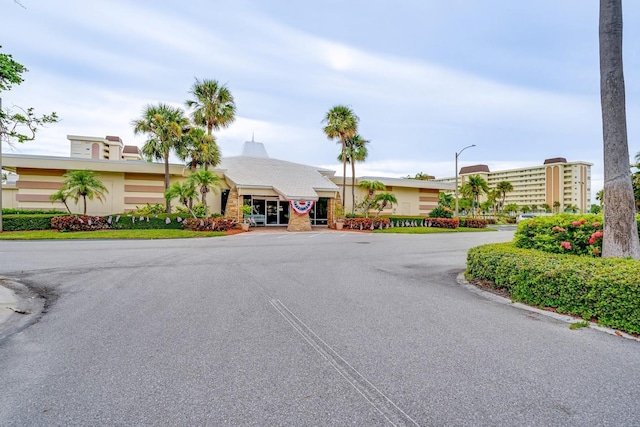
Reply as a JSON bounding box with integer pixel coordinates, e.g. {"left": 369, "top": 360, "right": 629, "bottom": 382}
{"left": 428, "top": 206, "right": 453, "bottom": 218}
{"left": 385, "top": 216, "right": 425, "bottom": 223}
{"left": 466, "top": 242, "right": 640, "bottom": 334}
{"left": 2, "top": 214, "right": 58, "bottom": 231}
{"left": 109, "top": 214, "right": 185, "bottom": 230}
{"left": 2, "top": 208, "right": 66, "bottom": 215}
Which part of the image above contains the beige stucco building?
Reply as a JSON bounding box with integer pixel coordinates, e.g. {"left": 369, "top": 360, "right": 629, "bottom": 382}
{"left": 2, "top": 135, "right": 453, "bottom": 231}
{"left": 434, "top": 157, "right": 592, "bottom": 212}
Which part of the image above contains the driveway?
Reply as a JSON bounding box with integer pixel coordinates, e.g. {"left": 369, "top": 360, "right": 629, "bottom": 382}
{"left": 0, "top": 231, "right": 638, "bottom": 426}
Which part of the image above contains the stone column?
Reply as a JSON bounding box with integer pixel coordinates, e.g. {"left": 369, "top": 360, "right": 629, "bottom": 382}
{"left": 287, "top": 211, "right": 312, "bottom": 232}
{"left": 225, "top": 187, "right": 240, "bottom": 221}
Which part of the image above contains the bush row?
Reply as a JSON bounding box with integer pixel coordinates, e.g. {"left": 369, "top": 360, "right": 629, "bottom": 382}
{"left": 461, "top": 218, "right": 488, "bottom": 228}
{"left": 343, "top": 217, "right": 391, "bottom": 229}
{"left": 2, "top": 214, "right": 60, "bottom": 231}
{"left": 182, "top": 217, "right": 236, "bottom": 231}
{"left": 425, "top": 218, "right": 459, "bottom": 228}
{"left": 51, "top": 216, "right": 109, "bottom": 231}
{"left": 2, "top": 208, "right": 66, "bottom": 215}
{"left": 466, "top": 242, "right": 640, "bottom": 334}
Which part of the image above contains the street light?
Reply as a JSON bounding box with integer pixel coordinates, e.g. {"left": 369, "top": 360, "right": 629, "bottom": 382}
{"left": 454, "top": 144, "right": 476, "bottom": 218}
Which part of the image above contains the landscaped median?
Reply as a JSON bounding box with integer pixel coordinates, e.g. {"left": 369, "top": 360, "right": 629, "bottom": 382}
{"left": 466, "top": 242, "right": 640, "bottom": 335}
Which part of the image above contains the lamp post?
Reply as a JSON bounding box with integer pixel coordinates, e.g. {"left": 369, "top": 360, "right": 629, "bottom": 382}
{"left": 454, "top": 144, "right": 476, "bottom": 218}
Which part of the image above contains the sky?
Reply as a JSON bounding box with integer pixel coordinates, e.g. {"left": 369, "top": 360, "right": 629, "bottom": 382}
{"left": 2, "top": 0, "right": 640, "bottom": 200}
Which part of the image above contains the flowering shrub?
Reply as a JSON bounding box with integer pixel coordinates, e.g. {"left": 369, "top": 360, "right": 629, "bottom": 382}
{"left": 425, "top": 218, "right": 459, "bottom": 229}
{"left": 463, "top": 218, "right": 488, "bottom": 229}
{"left": 182, "top": 217, "right": 236, "bottom": 231}
{"left": 514, "top": 214, "right": 605, "bottom": 256}
{"left": 343, "top": 217, "right": 390, "bottom": 230}
{"left": 51, "top": 215, "right": 109, "bottom": 231}
{"left": 428, "top": 206, "right": 453, "bottom": 219}
{"left": 466, "top": 242, "right": 640, "bottom": 334}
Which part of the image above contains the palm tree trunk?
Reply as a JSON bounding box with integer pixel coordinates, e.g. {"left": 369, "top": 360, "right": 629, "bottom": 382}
{"left": 202, "top": 187, "right": 209, "bottom": 218}
{"left": 83, "top": 195, "right": 87, "bottom": 215}
{"left": 164, "top": 154, "right": 171, "bottom": 213}
{"left": 600, "top": 0, "right": 640, "bottom": 258}
{"left": 351, "top": 160, "right": 356, "bottom": 215}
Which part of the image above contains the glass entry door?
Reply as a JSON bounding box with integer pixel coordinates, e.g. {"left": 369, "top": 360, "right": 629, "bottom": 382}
{"left": 253, "top": 198, "right": 290, "bottom": 226}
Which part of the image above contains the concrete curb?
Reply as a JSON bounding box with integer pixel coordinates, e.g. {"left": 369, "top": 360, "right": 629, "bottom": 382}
{"left": 456, "top": 273, "right": 640, "bottom": 343}
{"left": 0, "top": 277, "right": 44, "bottom": 343}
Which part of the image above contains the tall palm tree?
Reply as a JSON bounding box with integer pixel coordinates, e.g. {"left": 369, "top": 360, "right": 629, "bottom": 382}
{"left": 179, "top": 127, "right": 221, "bottom": 171}
{"left": 496, "top": 181, "right": 513, "bottom": 212}
{"left": 461, "top": 175, "right": 488, "bottom": 217}
{"left": 338, "top": 134, "right": 368, "bottom": 214}
{"left": 164, "top": 181, "right": 199, "bottom": 218}
{"left": 186, "top": 78, "right": 235, "bottom": 138}
{"left": 60, "top": 169, "right": 108, "bottom": 215}
{"left": 132, "top": 103, "right": 189, "bottom": 213}
{"left": 323, "top": 105, "right": 359, "bottom": 207}
{"left": 600, "top": 0, "right": 640, "bottom": 258}
{"left": 188, "top": 169, "right": 223, "bottom": 218}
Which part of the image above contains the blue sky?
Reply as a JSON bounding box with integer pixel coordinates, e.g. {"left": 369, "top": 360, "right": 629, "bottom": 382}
{"left": 2, "top": 1, "right": 640, "bottom": 198}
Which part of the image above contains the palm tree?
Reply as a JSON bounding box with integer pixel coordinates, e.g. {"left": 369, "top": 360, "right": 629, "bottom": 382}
{"left": 553, "top": 201, "right": 561, "bottom": 213}
{"left": 596, "top": 189, "right": 604, "bottom": 206}
{"left": 521, "top": 205, "right": 531, "bottom": 213}
{"left": 60, "top": 170, "right": 108, "bottom": 215}
{"left": 405, "top": 172, "right": 434, "bottom": 180}
{"left": 486, "top": 189, "right": 501, "bottom": 216}
{"left": 188, "top": 170, "right": 223, "bottom": 218}
{"left": 132, "top": 103, "right": 189, "bottom": 213}
{"left": 338, "top": 134, "right": 369, "bottom": 214}
{"left": 438, "top": 192, "right": 454, "bottom": 209}
{"left": 357, "top": 180, "right": 385, "bottom": 218}
{"left": 165, "top": 181, "right": 199, "bottom": 218}
{"left": 461, "top": 175, "right": 488, "bottom": 217}
{"left": 600, "top": 0, "right": 640, "bottom": 258}
{"left": 374, "top": 192, "right": 398, "bottom": 217}
{"left": 179, "top": 127, "right": 221, "bottom": 171}
{"left": 49, "top": 188, "right": 72, "bottom": 214}
{"left": 186, "top": 78, "right": 236, "bottom": 136}
{"left": 541, "top": 203, "right": 551, "bottom": 213}
{"left": 496, "top": 181, "right": 513, "bottom": 213}
{"left": 530, "top": 204, "right": 538, "bottom": 213}
{"left": 323, "top": 105, "right": 359, "bottom": 207}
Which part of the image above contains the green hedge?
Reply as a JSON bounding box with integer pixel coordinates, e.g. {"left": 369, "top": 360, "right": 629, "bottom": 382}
{"left": 466, "top": 242, "right": 640, "bottom": 334}
{"left": 2, "top": 208, "right": 66, "bottom": 215}
{"left": 107, "top": 214, "right": 186, "bottom": 230}
{"left": 2, "top": 214, "right": 60, "bottom": 231}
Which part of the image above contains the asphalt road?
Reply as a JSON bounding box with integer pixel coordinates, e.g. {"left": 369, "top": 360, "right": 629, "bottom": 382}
{"left": 0, "top": 230, "right": 638, "bottom": 426}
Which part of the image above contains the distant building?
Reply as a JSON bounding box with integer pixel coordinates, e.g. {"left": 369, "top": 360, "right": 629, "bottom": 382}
{"left": 68, "top": 135, "right": 142, "bottom": 161}
{"left": 433, "top": 157, "right": 592, "bottom": 212}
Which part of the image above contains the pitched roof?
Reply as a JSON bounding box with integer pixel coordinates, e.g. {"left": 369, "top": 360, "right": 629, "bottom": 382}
{"left": 219, "top": 155, "right": 338, "bottom": 200}
{"left": 543, "top": 157, "right": 567, "bottom": 165}
{"left": 123, "top": 145, "right": 142, "bottom": 154}
{"left": 459, "top": 164, "right": 490, "bottom": 174}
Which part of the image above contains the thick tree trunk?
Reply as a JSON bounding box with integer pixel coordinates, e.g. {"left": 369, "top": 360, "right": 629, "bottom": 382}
{"left": 600, "top": 0, "right": 640, "bottom": 259}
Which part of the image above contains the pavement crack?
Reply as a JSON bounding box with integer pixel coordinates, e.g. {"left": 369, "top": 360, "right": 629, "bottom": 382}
{"left": 270, "top": 299, "right": 421, "bottom": 427}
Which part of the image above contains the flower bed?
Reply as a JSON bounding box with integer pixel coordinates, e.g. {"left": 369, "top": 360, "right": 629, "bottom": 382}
{"left": 343, "top": 217, "right": 391, "bottom": 230}
{"left": 182, "top": 217, "right": 236, "bottom": 231}
{"left": 51, "top": 215, "right": 109, "bottom": 232}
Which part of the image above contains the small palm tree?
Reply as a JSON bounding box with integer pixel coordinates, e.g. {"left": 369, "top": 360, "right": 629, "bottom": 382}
{"left": 541, "top": 203, "right": 551, "bottom": 213}
{"left": 374, "top": 193, "right": 398, "bottom": 217}
{"left": 496, "top": 181, "right": 513, "bottom": 212}
{"left": 61, "top": 170, "right": 108, "bottom": 215}
{"left": 165, "top": 181, "right": 199, "bottom": 218}
{"left": 553, "top": 201, "right": 561, "bottom": 213}
{"left": 132, "top": 103, "right": 189, "bottom": 213}
{"left": 461, "top": 175, "right": 489, "bottom": 217}
{"left": 188, "top": 170, "right": 223, "bottom": 218}
{"left": 438, "top": 192, "right": 454, "bottom": 209}
{"left": 323, "top": 105, "right": 359, "bottom": 207}
{"left": 50, "top": 188, "right": 72, "bottom": 214}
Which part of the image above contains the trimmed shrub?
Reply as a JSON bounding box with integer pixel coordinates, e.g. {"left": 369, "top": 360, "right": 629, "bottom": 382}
{"left": 386, "top": 216, "right": 425, "bottom": 224}
{"left": 428, "top": 206, "right": 453, "bottom": 219}
{"left": 182, "top": 217, "right": 236, "bottom": 231}
{"left": 51, "top": 215, "right": 109, "bottom": 231}
{"left": 109, "top": 214, "right": 185, "bottom": 230}
{"left": 425, "top": 218, "right": 459, "bottom": 229}
{"left": 2, "top": 208, "right": 66, "bottom": 215}
{"left": 2, "top": 214, "right": 59, "bottom": 231}
{"left": 466, "top": 242, "right": 640, "bottom": 334}
{"left": 343, "top": 217, "right": 391, "bottom": 230}
{"left": 463, "top": 218, "right": 488, "bottom": 228}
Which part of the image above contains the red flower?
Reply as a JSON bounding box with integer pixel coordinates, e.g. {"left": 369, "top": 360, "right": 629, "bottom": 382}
{"left": 561, "top": 241, "right": 572, "bottom": 250}
{"left": 592, "top": 222, "right": 599, "bottom": 228}
{"left": 571, "top": 221, "right": 580, "bottom": 226}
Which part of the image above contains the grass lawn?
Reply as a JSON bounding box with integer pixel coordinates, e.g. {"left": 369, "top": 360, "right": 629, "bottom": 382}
{"left": 0, "top": 229, "right": 227, "bottom": 240}
{"left": 373, "top": 226, "right": 496, "bottom": 234}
